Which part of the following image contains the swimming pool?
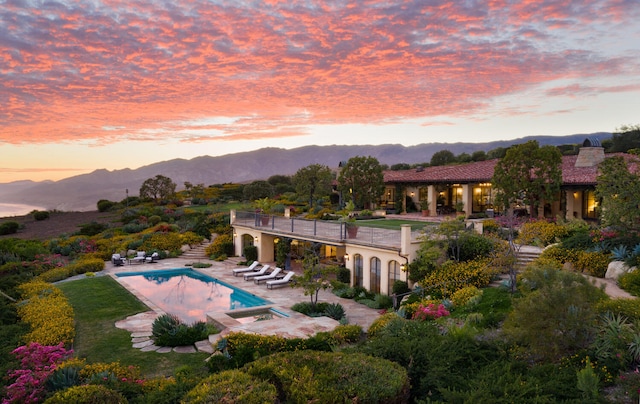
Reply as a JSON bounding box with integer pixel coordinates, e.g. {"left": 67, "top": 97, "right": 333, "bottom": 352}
{"left": 116, "top": 268, "right": 271, "bottom": 324}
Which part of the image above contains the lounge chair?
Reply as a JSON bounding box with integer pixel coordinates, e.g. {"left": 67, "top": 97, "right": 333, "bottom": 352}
{"left": 253, "top": 267, "right": 282, "bottom": 284}
{"left": 266, "top": 271, "right": 295, "bottom": 289}
{"left": 111, "top": 253, "right": 125, "bottom": 266}
{"left": 130, "top": 251, "right": 146, "bottom": 264}
{"left": 243, "top": 265, "right": 270, "bottom": 280}
{"left": 145, "top": 252, "right": 159, "bottom": 263}
{"left": 232, "top": 261, "right": 260, "bottom": 276}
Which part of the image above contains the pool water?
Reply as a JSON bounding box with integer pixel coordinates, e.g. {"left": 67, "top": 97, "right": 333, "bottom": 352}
{"left": 116, "top": 268, "right": 270, "bottom": 324}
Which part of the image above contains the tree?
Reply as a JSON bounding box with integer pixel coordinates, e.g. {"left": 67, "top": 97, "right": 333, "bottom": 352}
{"left": 471, "top": 150, "right": 487, "bottom": 162}
{"left": 390, "top": 163, "right": 411, "bottom": 171}
{"left": 294, "top": 244, "right": 338, "bottom": 310}
{"left": 139, "top": 175, "right": 176, "bottom": 203}
{"left": 430, "top": 150, "right": 456, "bottom": 166}
{"left": 242, "top": 180, "right": 274, "bottom": 201}
{"left": 292, "top": 164, "right": 333, "bottom": 210}
{"left": 492, "top": 141, "right": 562, "bottom": 218}
{"left": 608, "top": 124, "right": 640, "bottom": 153}
{"left": 595, "top": 155, "right": 640, "bottom": 232}
{"left": 337, "top": 156, "right": 385, "bottom": 209}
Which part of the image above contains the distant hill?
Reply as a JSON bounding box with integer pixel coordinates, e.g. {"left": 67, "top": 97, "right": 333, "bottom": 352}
{"left": 0, "top": 133, "right": 611, "bottom": 211}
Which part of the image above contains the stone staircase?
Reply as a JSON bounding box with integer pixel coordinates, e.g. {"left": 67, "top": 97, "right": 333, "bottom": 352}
{"left": 181, "top": 240, "right": 212, "bottom": 261}
{"left": 516, "top": 245, "right": 543, "bottom": 268}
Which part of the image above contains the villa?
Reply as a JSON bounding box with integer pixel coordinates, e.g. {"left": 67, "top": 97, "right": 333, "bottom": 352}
{"left": 231, "top": 139, "right": 637, "bottom": 296}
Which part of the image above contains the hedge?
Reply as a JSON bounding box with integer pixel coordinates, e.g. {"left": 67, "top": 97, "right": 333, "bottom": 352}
{"left": 245, "top": 351, "right": 410, "bottom": 403}
{"left": 182, "top": 370, "right": 277, "bottom": 403}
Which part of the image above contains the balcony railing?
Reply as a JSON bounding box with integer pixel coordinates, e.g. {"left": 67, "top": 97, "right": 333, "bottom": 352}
{"left": 232, "top": 211, "right": 427, "bottom": 249}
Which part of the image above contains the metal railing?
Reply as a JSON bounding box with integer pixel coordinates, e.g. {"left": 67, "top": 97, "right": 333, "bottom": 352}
{"left": 232, "top": 211, "right": 415, "bottom": 249}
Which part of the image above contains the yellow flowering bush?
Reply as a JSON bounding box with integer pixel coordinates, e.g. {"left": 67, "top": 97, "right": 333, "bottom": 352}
{"left": 329, "top": 324, "right": 362, "bottom": 344}
{"left": 141, "top": 232, "right": 183, "bottom": 252}
{"left": 181, "top": 231, "right": 204, "bottom": 246}
{"left": 451, "top": 285, "right": 482, "bottom": 308}
{"left": 368, "top": 312, "right": 406, "bottom": 338}
{"left": 401, "top": 298, "right": 441, "bottom": 319}
{"left": 518, "top": 220, "right": 567, "bottom": 246}
{"left": 94, "top": 234, "right": 131, "bottom": 258}
{"left": 67, "top": 256, "right": 105, "bottom": 275}
{"left": 538, "top": 245, "right": 580, "bottom": 267}
{"left": 37, "top": 267, "right": 71, "bottom": 283}
{"left": 421, "top": 259, "right": 496, "bottom": 298}
{"left": 79, "top": 361, "right": 142, "bottom": 382}
{"left": 596, "top": 298, "right": 640, "bottom": 321}
{"left": 17, "top": 280, "right": 74, "bottom": 345}
{"left": 482, "top": 219, "right": 500, "bottom": 233}
{"left": 575, "top": 250, "right": 611, "bottom": 277}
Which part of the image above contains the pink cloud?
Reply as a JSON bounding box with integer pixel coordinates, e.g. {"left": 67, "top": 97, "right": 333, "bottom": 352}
{"left": 0, "top": 0, "right": 638, "bottom": 145}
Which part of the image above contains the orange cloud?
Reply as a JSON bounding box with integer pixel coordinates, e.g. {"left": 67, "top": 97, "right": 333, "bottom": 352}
{"left": 0, "top": 0, "right": 638, "bottom": 145}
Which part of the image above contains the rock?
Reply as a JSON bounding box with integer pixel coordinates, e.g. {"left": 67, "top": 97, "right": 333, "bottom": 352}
{"left": 605, "top": 261, "right": 635, "bottom": 280}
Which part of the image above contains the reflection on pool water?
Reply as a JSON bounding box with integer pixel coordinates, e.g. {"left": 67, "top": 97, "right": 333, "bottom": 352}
{"left": 116, "top": 268, "right": 270, "bottom": 324}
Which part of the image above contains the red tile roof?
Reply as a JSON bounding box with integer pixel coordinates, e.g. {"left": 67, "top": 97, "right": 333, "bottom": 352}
{"left": 384, "top": 153, "right": 640, "bottom": 186}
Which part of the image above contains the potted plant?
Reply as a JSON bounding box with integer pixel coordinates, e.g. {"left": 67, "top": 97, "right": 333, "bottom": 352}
{"left": 420, "top": 199, "right": 430, "bottom": 217}
{"left": 342, "top": 201, "right": 358, "bottom": 239}
{"left": 254, "top": 197, "right": 274, "bottom": 225}
{"left": 455, "top": 201, "right": 465, "bottom": 214}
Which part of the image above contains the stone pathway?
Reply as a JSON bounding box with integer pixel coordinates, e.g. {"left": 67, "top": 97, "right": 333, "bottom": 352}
{"left": 114, "top": 311, "right": 214, "bottom": 354}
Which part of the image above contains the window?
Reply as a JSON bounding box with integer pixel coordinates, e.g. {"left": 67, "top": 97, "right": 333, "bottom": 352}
{"left": 354, "top": 254, "right": 363, "bottom": 287}
{"left": 582, "top": 189, "right": 599, "bottom": 219}
{"left": 370, "top": 257, "right": 381, "bottom": 294}
{"left": 388, "top": 260, "right": 401, "bottom": 295}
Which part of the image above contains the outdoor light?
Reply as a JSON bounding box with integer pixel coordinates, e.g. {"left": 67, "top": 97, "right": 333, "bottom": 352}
{"left": 254, "top": 236, "right": 259, "bottom": 243}
{"left": 410, "top": 191, "right": 415, "bottom": 197}
{"left": 400, "top": 263, "right": 406, "bottom": 271}
{"left": 344, "top": 254, "right": 349, "bottom": 261}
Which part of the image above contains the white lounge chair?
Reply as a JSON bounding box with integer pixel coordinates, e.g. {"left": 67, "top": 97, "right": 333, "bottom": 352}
{"left": 130, "top": 251, "right": 146, "bottom": 264}
{"left": 243, "top": 265, "right": 270, "bottom": 280}
{"left": 266, "top": 271, "right": 295, "bottom": 289}
{"left": 232, "top": 261, "right": 260, "bottom": 276}
{"left": 145, "top": 252, "right": 159, "bottom": 263}
{"left": 253, "top": 267, "right": 282, "bottom": 284}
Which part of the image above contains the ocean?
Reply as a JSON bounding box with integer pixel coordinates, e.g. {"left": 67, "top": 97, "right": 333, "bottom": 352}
{"left": 0, "top": 203, "right": 46, "bottom": 218}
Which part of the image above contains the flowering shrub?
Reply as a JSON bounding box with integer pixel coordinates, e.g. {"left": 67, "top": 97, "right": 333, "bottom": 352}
{"left": 65, "top": 256, "right": 105, "bottom": 275}
{"left": 517, "top": 219, "right": 567, "bottom": 246}
{"left": 140, "top": 231, "right": 183, "bottom": 253}
{"left": 368, "top": 312, "right": 406, "bottom": 339}
{"left": 181, "top": 231, "right": 204, "bottom": 246}
{"left": 538, "top": 245, "right": 580, "bottom": 267}
{"left": 17, "top": 280, "right": 75, "bottom": 345}
{"left": 37, "top": 266, "right": 71, "bottom": 283}
{"left": 206, "top": 234, "right": 234, "bottom": 258}
{"left": 451, "top": 285, "right": 482, "bottom": 308}
{"left": 575, "top": 250, "right": 611, "bottom": 277}
{"left": 420, "top": 258, "right": 496, "bottom": 298}
{"left": 412, "top": 303, "right": 451, "bottom": 321}
{"left": 44, "top": 384, "right": 127, "bottom": 403}
{"left": 3, "top": 342, "right": 73, "bottom": 404}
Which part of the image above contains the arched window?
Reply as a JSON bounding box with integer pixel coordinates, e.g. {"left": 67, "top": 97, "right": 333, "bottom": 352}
{"left": 370, "top": 257, "right": 381, "bottom": 293}
{"left": 388, "top": 260, "right": 401, "bottom": 295}
{"left": 354, "top": 254, "right": 363, "bottom": 287}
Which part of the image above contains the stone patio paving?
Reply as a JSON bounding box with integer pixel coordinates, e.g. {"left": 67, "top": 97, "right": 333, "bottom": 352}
{"left": 104, "top": 254, "right": 383, "bottom": 354}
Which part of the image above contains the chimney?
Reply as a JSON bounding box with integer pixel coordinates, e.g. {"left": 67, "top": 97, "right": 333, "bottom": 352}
{"left": 575, "top": 138, "right": 605, "bottom": 168}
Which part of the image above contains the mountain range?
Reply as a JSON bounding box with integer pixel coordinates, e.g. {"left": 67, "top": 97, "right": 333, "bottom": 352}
{"left": 0, "top": 133, "right": 611, "bottom": 211}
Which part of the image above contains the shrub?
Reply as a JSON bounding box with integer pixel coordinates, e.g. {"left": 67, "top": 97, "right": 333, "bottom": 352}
{"left": 336, "top": 266, "right": 350, "bottom": 283}
{"left": 151, "top": 314, "right": 214, "bottom": 347}
{"left": 420, "top": 258, "right": 496, "bottom": 298}
{"left": 182, "top": 370, "right": 277, "bottom": 403}
{"left": 451, "top": 285, "right": 482, "bottom": 308}
{"left": 245, "top": 351, "right": 409, "bottom": 403}
{"left": 575, "top": 250, "right": 610, "bottom": 277}
{"left": 412, "top": 303, "right": 450, "bottom": 321}
{"left": 324, "top": 303, "right": 346, "bottom": 320}
{"left": 329, "top": 324, "right": 362, "bottom": 344}
{"left": 392, "top": 280, "right": 410, "bottom": 295}
{"left": 32, "top": 210, "right": 50, "bottom": 221}
{"left": 44, "top": 384, "right": 127, "bottom": 403}
{"left": 66, "top": 257, "right": 105, "bottom": 275}
{"left": 4, "top": 342, "right": 73, "bottom": 404}
{"left": 518, "top": 220, "right": 567, "bottom": 246}
{"left": 0, "top": 221, "right": 20, "bottom": 235}
{"left": 242, "top": 245, "right": 257, "bottom": 262}
{"left": 77, "top": 221, "right": 108, "bottom": 236}
{"left": 37, "top": 267, "right": 71, "bottom": 283}
{"left": 538, "top": 245, "right": 580, "bottom": 267}
{"left": 205, "top": 233, "right": 234, "bottom": 258}
{"left": 148, "top": 215, "right": 162, "bottom": 225}
{"left": 596, "top": 298, "right": 640, "bottom": 321}
{"left": 368, "top": 312, "right": 404, "bottom": 339}
{"left": 618, "top": 270, "right": 640, "bottom": 297}
{"left": 97, "top": 199, "right": 115, "bottom": 212}
{"left": 457, "top": 232, "right": 496, "bottom": 262}
{"left": 17, "top": 281, "right": 75, "bottom": 345}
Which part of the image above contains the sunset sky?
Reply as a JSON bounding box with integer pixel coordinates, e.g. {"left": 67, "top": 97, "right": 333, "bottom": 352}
{"left": 1, "top": 0, "right": 639, "bottom": 183}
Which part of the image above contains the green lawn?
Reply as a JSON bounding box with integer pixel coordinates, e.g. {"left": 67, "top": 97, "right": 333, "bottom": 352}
{"left": 355, "top": 218, "right": 435, "bottom": 231}
{"left": 57, "top": 276, "right": 210, "bottom": 378}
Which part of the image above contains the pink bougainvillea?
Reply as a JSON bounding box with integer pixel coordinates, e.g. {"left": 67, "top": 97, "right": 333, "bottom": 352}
{"left": 412, "top": 303, "right": 451, "bottom": 321}
{"left": 3, "top": 342, "right": 73, "bottom": 404}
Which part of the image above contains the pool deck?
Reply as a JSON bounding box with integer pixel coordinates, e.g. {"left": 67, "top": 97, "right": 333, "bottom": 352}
{"left": 103, "top": 256, "right": 383, "bottom": 351}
